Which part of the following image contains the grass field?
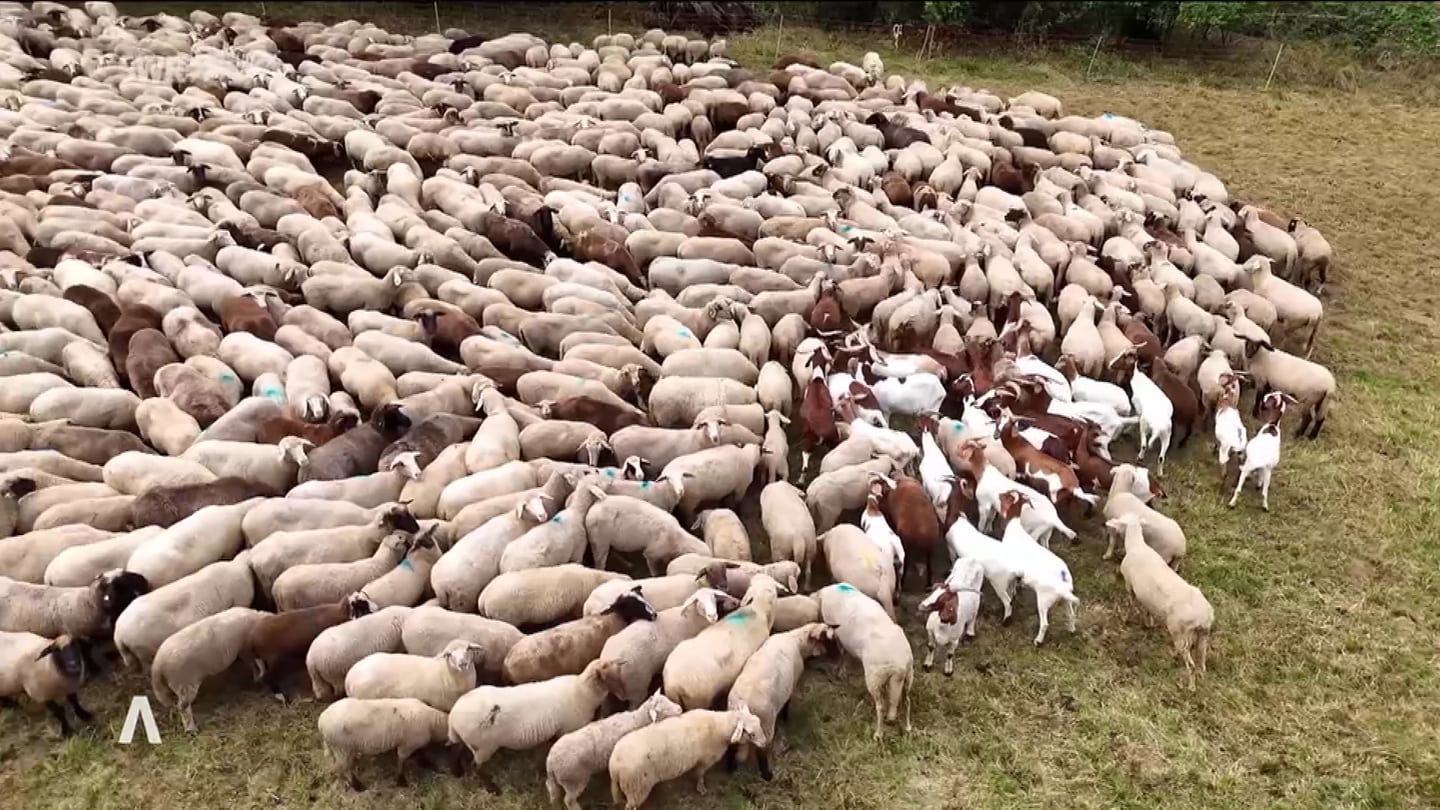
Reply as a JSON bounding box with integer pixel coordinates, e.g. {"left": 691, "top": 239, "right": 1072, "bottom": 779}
{"left": 5, "top": 9, "right": 1440, "bottom": 810}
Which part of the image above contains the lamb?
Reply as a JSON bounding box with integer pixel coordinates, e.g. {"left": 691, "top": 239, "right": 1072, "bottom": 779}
{"left": 446, "top": 659, "right": 615, "bottom": 787}
{"left": 306, "top": 605, "right": 414, "bottom": 702}
{"left": 317, "top": 697, "right": 455, "bottom": 791}
{"left": 245, "top": 594, "right": 378, "bottom": 701}
{"left": 0, "top": 570, "right": 149, "bottom": 640}
{"left": 607, "top": 706, "right": 766, "bottom": 810}
{"left": 919, "top": 558, "right": 984, "bottom": 676}
{"left": 0, "top": 632, "right": 92, "bottom": 737}
{"left": 478, "top": 564, "right": 630, "bottom": 628}
{"left": 816, "top": 582, "right": 913, "bottom": 739}
{"left": 1110, "top": 514, "right": 1213, "bottom": 688}
{"left": 502, "top": 590, "right": 656, "bottom": 684}
{"left": 344, "top": 639, "right": 487, "bottom": 711}
{"left": 1102, "top": 465, "right": 1187, "bottom": 566}
{"left": 149, "top": 606, "right": 267, "bottom": 732}
{"left": 663, "top": 574, "right": 780, "bottom": 710}
{"left": 725, "top": 623, "right": 837, "bottom": 779}
{"left": 545, "top": 692, "right": 684, "bottom": 810}
{"left": 112, "top": 553, "right": 256, "bottom": 670}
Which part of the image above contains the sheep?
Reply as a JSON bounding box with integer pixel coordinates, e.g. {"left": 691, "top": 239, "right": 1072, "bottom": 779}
{"left": 498, "top": 483, "right": 608, "bottom": 573}
{"left": 0, "top": 525, "right": 117, "bottom": 584}
{"left": 648, "top": 375, "right": 758, "bottom": 428}
{"left": 180, "top": 437, "right": 312, "bottom": 494}
{"left": 307, "top": 606, "right": 415, "bottom": 702}
{"left": 608, "top": 420, "right": 761, "bottom": 471}
{"left": 149, "top": 606, "right": 267, "bottom": 732}
{"left": 805, "top": 457, "right": 897, "bottom": 533}
{"left": 112, "top": 553, "right": 256, "bottom": 671}
{"left": 821, "top": 523, "right": 897, "bottom": 619}
{"left": 271, "top": 532, "right": 411, "bottom": 612}
{"left": 502, "top": 589, "right": 657, "bottom": 684}
{"left": 0, "top": 570, "right": 149, "bottom": 640}
{"left": 1244, "top": 341, "right": 1335, "bottom": 439}
{"left": 1110, "top": 514, "right": 1213, "bottom": 688}
{"left": 0, "top": 632, "right": 92, "bottom": 737}
{"left": 759, "top": 482, "right": 818, "bottom": 589}
{"left": 918, "top": 569, "right": 978, "bottom": 678}
{"left": 816, "top": 582, "right": 913, "bottom": 739}
{"left": 1288, "top": 216, "right": 1332, "bottom": 292}
{"left": 1103, "top": 465, "right": 1187, "bottom": 566}
{"left": 103, "top": 453, "right": 216, "bottom": 496}
{"left": 429, "top": 494, "right": 549, "bottom": 612}
{"left": 607, "top": 706, "right": 767, "bottom": 809}
{"left": 245, "top": 593, "right": 380, "bottom": 701}
{"left": 29, "top": 387, "right": 140, "bottom": 430}
{"left": 694, "top": 508, "right": 751, "bottom": 561}
{"left": 41, "top": 528, "right": 162, "bottom": 588}
{"left": 344, "top": 639, "right": 487, "bottom": 711}
{"left": 663, "top": 574, "right": 780, "bottom": 710}
{"left": 478, "top": 564, "right": 630, "bottom": 628}
{"left": 317, "top": 697, "right": 455, "bottom": 791}
{"left": 584, "top": 491, "right": 711, "bottom": 573}
{"left": 446, "top": 659, "right": 615, "bottom": 786}
{"left": 725, "top": 623, "right": 837, "bottom": 779}
{"left": 545, "top": 691, "right": 684, "bottom": 810}
{"left": 657, "top": 443, "right": 762, "bottom": 521}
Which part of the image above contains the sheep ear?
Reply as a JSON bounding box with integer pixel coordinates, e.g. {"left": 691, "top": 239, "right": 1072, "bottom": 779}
{"left": 35, "top": 643, "right": 57, "bottom": 661}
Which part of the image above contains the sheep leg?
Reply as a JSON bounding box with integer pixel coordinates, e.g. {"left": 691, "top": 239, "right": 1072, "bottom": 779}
{"left": 1252, "top": 384, "right": 1269, "bottom": 418}
{"left": 1259, "top": 468, "right": 1273, "bottom": 512}
{"left": 757, "top": 746, "right": 774, "bottom": 781}
{"left": 1198, "top": 633, "right": 1210, "bottom": 674}
{"left": 1227, "top": 467, "right": 1251, "bottom": 508}
{"left": 872, "top": 691, "right": 886, "bottom": 740}
{"left": 561, "top": 785, "right": 583, "bottom": 810}
{"left": 45, "top": 701, "right": 73, "bottom": 737}
{"left": 724, "top": 744, "right": 739, "bottom": 772}
{"left": 337, "top": 757, "right": 364, "bottom": 792}
{"left": 1308, "top": 412, "right": 1325, "bottom": 440}
{"left": 1176, "top": 634, "right": 1198, "bottom": 690}
{"left": 180, "top": 699, "right": 198, "bottom": 734}
{"left": 67, "top": 694, "right": 93, "bottom": 723}
{"left": 394, "top": 750, "right": 411, "bottom": 787}
{"left": 1295, "top": 409, "right": 1313, "bottom": 440}
{"left": 691, "top": 764, "right": 709, "bottom": 794}
{"left": 1033, "top": 593, "right": 1055, "bottom": 646}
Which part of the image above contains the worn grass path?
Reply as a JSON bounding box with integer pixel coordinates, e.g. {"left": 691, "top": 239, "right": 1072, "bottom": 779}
{"left": 4, "top": 14, "right": 1439, "bottom": 810}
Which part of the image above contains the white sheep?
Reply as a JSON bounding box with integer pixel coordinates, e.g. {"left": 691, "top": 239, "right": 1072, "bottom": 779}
{"left": 112, "top": 553, "right": 256, "bottom": 670}
{"left": 307, "top": 606, "right": 414, "bottom": 702}
{"left": 150, "top": 606, "right": 267, "bottom": 732}
{"left": 545, "top": 692, "right": 684, "bottom": 810}
{"left": 272, "top": 533, "right": 411, "bottom": 612}
{"left": 317, "top": 697, "right": 453, "bottom": 790}
{"left": 0, "top": 631, "right": 92, "bottom": 737}
{"left": 447, "top": 659, "right": 614, "bottom": 785}
{"left": 607, "top": 706, "right": 766, "bottom": 809}
{"left": 726, "top": 623, "right": 837, "bottom": 778}
{"left": 344, "top": 640, "right": 486, "bottom": 711}
{"left": 816, "top": 582, "right": 913, "bottom": 739}
{"left": 127, "top": 499, "right": 259, "bottom": 588}
{"left": 478, "top": 564, "right": 629, "bottom": 627}
{"left": 1110, "top": 514, "right": 1213, "bottom": 688}
{"left": 663, "top": 574, "right": 779, "bottom": 710}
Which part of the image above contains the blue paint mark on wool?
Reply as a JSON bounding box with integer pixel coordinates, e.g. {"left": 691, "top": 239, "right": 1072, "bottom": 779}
{"left": 399, "top": 558, "right": 413, "bottom": 571}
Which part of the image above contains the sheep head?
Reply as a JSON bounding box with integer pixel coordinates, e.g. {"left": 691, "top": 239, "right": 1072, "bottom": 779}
{"left": 388, "top": 451, "right": 423, "bottom": 481}
{"left": 277, "top": 435, "right": 312, "bottom": 466}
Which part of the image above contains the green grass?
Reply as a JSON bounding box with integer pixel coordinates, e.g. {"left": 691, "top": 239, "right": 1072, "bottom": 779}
{"left": 7, "top": 11, "right": 1440, "bottom": 810}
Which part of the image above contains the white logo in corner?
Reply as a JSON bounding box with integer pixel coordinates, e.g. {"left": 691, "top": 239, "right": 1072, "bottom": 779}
{"left": 118, "top": 696, "right": 161, "bottom": 744}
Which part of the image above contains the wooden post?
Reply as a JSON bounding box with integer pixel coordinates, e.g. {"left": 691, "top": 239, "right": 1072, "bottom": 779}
{"left": 1085, "top": 34, "right": 1105, "bottom": 80}
{"left": 608, "top": 8, "right": 613, "bottom": 37}
{"left": 1264, "top": 42, "right": 1285, "bottom": 91}
{"left": 433, "top": 1, "right": 441, "bottom": 35}
{"left": 774, "top": 14, "right": 784, "bottom": 61}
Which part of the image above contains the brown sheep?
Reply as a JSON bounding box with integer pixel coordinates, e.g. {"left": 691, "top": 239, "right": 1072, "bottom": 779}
{"left": 255, "top": 410, "right": 359, "bottom": 447}
{"left": 293, "top": 186, "right": 340, "bottom": 220}
{"left": 566, "top": 231, "right": 643, "bottom": 288}
{"left": 108, "top": 303, "right": 164, "bottom": 381}
{"left": 538, "top": 397, "right": 650, "bottom": 435}
{"left": 416, "top": 310, "right": 480, "bottom": 362}
{"left": 245, "top": 594, "right": 375, "bottom": 699}
{"left": 62, "top": 285, "right": 121, "bottom": 335}
{"left": 219, "top": 294, "right": 278, "bottom": 341}
{"left": 129, "top": 477, "right": 273, "bottom": 528}
{"left": 125, "top": 329, "right": 179, "bottom": 399}
{"left": 28, "top": 423, "right": 153, "bottom": 466}
{"left": 501, "top": 590, "right": 655, "bottom": 684}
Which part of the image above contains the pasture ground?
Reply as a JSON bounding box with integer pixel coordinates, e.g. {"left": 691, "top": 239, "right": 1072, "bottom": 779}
{"left": 4, "top": 6, "right": 1439, "bottom": 809}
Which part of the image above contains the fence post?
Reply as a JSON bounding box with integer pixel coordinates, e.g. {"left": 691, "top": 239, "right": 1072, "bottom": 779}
{"left": 774, "top": 15, "right": 784, "bottom": 61}
{"left": 433, "top": 1, "right": 441, "bottom": 35}
{"left": 1084, "top": 34, "right": 1105, "bottom": 80}
{"left": 608, "top": 8, "right": 613, "bottom": 37}
{"left": 892, "top": 23, "right": 902, "bottom": 51}
{"left": 1263, "top": 42, "right": 1285, "bottom": 91}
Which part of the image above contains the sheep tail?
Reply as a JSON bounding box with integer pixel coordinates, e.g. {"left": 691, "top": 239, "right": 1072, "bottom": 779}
{"left": 544, "top": 774, "right": 561, "bottom": 806}
{"left": 150, "top": 668, "right": 172, "bottom": 706}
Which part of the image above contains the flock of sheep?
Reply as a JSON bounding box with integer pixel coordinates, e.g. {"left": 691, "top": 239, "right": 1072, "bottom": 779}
{"left": 0, "top": 3, "right": 1340, "bottom": 806}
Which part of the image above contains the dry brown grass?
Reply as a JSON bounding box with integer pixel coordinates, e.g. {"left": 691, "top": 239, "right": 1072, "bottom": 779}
{"left": 4, "top": 10, "right": 1440, "bottom": 810}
